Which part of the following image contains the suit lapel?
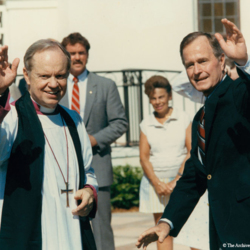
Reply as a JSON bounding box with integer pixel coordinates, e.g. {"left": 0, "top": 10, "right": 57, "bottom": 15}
{"left": 204, "top": 75, "right": 232, "bottom": 166}
{"left": 84, "top": 72, "right": 97, "bottom": 125}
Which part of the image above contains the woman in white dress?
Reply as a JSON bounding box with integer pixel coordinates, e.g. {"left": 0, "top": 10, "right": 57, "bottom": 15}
{"left": 139, "top": 75, "right": 208, "bottom": 250}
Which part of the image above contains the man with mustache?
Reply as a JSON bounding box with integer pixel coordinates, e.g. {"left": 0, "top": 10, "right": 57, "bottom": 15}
{"left": 60, "top": 33, "right": 128, "bottom": 250}
{"left": 136, "top": 19, "right": 250, "bottom": 249}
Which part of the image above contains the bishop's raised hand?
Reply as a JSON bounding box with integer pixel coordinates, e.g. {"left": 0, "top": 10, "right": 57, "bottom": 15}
{"left": 0, "top": 45, "right": 20, "bottom": 95}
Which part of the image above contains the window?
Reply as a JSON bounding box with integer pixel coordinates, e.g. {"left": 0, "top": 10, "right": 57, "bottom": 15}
{"left": 0, "top": 11, "right": 2, "bottom": 28}
{"left": 0, "top": 34, "right": 3, "bottom": 45}
{"left": 0, "top": 5, "right": 3, "bottom": 45}
{"left": 198, "top": 0, "right": 240, "bottom": 34}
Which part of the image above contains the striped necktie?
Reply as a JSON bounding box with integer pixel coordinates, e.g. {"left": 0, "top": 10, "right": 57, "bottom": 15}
{"left": 197, "top": 107, "right": 205, "bottom": 165}
{"left": 71, "top": 77, "right": 80, "bottom": 114}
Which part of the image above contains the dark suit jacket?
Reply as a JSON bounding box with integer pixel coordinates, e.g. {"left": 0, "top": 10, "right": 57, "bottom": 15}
{"left": 163, "top": 72, "right": 250, "bottom": 247}
{"left": 60, "top": 71, "right": 128, "bottom": 187}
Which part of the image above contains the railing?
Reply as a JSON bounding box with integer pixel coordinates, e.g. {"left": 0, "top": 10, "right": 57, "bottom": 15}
{"left": 16, "top": 69, "right": 187, "bottom": 147}
{"left": 0, "top": 5, "right": 6, "bottom": 46}
{"left": 92, "top": 69, "right": 182, "bottom": 147}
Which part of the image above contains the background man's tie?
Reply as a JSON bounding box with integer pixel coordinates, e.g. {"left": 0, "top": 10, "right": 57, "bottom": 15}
{"left": 197, "top": 107, "right": 205, "bottom": 165}
{"left": 71, "top": 77, "right": 80, "bottom": 114}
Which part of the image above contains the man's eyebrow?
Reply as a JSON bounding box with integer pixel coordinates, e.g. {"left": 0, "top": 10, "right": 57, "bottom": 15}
{"left": 197, "top": 57, "right": 208, "bottom": 61}
{"left": 184, "top": 61, "right": 193, "bottom": 67}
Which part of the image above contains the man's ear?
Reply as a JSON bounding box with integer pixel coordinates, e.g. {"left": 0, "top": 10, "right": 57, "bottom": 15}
{"left": 23, "top": 68, "right": 30, "bottom": 86}
{"left": 86, "top": 52, "right": 89, "bottom": 64}
{"left": 220, "top": 53, "right": 226, "bottom": 72}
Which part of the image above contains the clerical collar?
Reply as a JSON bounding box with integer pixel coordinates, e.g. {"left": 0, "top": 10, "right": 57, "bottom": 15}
{"left": 69, "top": 69, "right": 88, "bottom": 83}
{"left": 40, "top": 105, "right": 57, "bottom": 114}
{"left": 31, "top": 97, "right": 59, "bottom": 115}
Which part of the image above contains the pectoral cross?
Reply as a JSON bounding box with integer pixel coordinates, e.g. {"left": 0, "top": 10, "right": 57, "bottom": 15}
{"left": 61, "top": 182, "right": 73, "bottom": 207}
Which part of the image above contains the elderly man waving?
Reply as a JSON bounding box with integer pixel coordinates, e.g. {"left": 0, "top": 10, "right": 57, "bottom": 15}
{"left": 137, "top": 19, "right": 250, "bottom": 250}
{"left": 0, "top": 40, "right": 98, "bottom": 250}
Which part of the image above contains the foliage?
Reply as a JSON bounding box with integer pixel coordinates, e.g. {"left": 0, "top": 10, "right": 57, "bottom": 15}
{"left": 111, "top": 165, "right": 143, "bottom": 209}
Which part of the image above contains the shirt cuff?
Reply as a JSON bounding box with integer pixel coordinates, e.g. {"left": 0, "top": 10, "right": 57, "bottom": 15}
{"left": 158, "top": 218, "right": 174, "bottom": 230}
{"left": 236, "top": 56, "right": 250, "bottom": 75}
{"left": 84, "top": 184, "right": 98, "bottom": 218}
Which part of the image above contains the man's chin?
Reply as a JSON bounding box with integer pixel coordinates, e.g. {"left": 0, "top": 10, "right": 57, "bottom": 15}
{"left": 40, "top": 99, "right": 59, "bottom": 109}
{"left": 30, "top": 94, "right": 61, "bottom": 109}
{"left": 194, "top": 84, "right": 210, "bottom": 94}
{"left": 71, "top": 67, "right": 85, "bottom": 76}
{"left": 201, "top": 86, "right": 216, "bottom": 97}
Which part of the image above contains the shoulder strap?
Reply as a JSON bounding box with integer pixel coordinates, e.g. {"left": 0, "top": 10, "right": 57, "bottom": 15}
{"left": 58, "top": 106, "right": 85, "bottom": 188}
{"left": 0, "top": 92, "right": 44, "bottom": 250}
{"left": 58, "top": 106, "right": 96, "bottom": 250}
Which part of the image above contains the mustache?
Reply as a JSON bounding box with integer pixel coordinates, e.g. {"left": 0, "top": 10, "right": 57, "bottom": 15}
{"left": 73, "top": 60, "right": 83, "bottom": 65}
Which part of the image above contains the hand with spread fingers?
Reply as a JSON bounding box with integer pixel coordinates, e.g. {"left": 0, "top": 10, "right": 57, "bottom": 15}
{"left": 72, "top": 187, "right": 95, "bottom": 217}
{"left": 135, "top": 222, "right": 170, "bottom": 249}
{"left": 0, "top": 45, "right": 20, "bottom": 95}
{"left": 215, "top": 18, "right": 248, "bottom": 66}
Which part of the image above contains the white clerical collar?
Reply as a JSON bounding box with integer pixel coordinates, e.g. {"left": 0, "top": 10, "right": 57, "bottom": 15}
{"left": 69, "top": 69, "right": 88, "bottom": 83}
{"left": 40, "top": 105, "right": 56, "bottom": 114}
{"left": 31, "top": 97, "right": 56, "bottom": 114}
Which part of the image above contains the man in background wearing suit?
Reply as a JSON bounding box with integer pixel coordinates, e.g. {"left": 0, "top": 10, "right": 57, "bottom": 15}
{"left": 60, "top": 33, "right": 128, "bottom": 250}
{"left": 136, "top": 19, "right": 250, "bottom": 249}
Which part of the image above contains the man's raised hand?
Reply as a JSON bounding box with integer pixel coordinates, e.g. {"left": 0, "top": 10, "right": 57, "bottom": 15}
{"left": 135, "top": 222, "right": 170, "bottom": 249}
{"left": 0, "top": 45, "right": 20, "bottom": 95}
{"left": 215, "top": 19, "right": 248, "bottom": 66}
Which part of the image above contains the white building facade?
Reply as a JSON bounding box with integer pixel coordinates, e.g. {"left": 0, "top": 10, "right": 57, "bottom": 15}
{"left": 0, "top": 0, "right": 248, "bottom": 165}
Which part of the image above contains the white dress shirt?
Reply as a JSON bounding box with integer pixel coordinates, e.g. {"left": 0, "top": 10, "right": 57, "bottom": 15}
{"left": 67, "top": 69, "right": 88, "bottom": 119}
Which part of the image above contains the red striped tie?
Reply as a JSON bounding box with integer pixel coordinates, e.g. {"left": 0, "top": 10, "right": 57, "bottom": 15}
{"left": 197, "top": 107, "right": 205, "bottom": 164}
{"left": 71, "top": 77, "right": 80, "bottom": 114}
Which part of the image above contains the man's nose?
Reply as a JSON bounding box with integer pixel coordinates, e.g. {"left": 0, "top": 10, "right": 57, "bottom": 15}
{"left": 48, "top": 77, "right": 58, "bottom": 88}
{"left": 194, "top": 63, "right": 202, "bottom": 75}
{"left": 75, "top": 53, "right": 80, "bottom": 60}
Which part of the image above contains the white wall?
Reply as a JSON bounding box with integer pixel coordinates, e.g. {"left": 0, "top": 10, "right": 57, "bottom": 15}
{"left": 5, "top": 0, "right": 197, "bottom": 74}
{"left": 5, "top": 1, "right": 59, "bottom": 74}
{"left": 60, "top": 0, "right": 195, "bottom": 72}
{"left": 240, "top": 0, "right": 250, "bottom": 50}
{"left": 59, "top": 0, "right": 198, "bottom": 117}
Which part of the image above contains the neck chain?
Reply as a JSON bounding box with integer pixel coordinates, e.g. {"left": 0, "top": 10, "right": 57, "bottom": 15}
{"left": 43, "top": 115, "right": 73, "bottom": 207}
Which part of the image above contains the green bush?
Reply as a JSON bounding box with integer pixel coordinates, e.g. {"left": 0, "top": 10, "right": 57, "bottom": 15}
{"left": 111, "top": 165, "right": 143, "bottom": 209}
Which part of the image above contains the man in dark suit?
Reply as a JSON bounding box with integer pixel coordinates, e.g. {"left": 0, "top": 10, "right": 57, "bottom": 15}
{"left": 136, "top": 19, "right": 250, "bottom": 250}
{"left": 60, "top": 33, "right": 128, "bottom": 250}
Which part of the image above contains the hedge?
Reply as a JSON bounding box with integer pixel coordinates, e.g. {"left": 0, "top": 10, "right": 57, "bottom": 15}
{"left": 111, "top": 165, "right": 143, "bottom": 209}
